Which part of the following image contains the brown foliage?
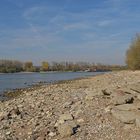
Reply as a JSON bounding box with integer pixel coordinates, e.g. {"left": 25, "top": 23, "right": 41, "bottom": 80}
{"left": 126, "top": 35, "right": 140, "bottom": 70}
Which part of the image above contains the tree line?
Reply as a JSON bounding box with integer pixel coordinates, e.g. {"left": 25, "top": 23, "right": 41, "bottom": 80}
{"left": 0, "top": 33, "right": 139, "bottom": 73}
{"left": 0, "top": 60, "right": 125, "bottom": 73}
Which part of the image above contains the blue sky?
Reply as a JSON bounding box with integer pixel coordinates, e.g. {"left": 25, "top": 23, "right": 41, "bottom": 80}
{"left": 0, "top": 0, "right": 140, "bottom": 65}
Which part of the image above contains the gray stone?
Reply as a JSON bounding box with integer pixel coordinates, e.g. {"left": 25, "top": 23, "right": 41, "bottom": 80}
{"left": 104, "top": 106, "right": 112, "bottom": 113}
{"left": 120, "top": 87, "right": 137, "bottom": 95}
{"left": 57, "top": 113, "right": 73, "bottom": 124}
{"left": 129, "top": 84, "right": 140, "bottom": 93}
{"left": 137, "top": 94, "right": 140, "bottom": 100}
{"left": 111, "top": 109, "right": 137, "bottom": 124}
{"left": 85, "top": 94, "right": 94, "bottom": 100}
{"left": 63, "top": 101, "right": 73, "bottom": 108}
{"left": 123, "top": 124, "right": 134, "bottom": 130}
{"left": 102, "top": 89, "right": 112, "bottom": 96}
{"left": 136, "top": 118, "right": 140, "bottom": 128}
{"left": 48, "top": 132, "right": 56, "bottom": 137}
{"left": 0, "top": 112, "right": 7, "bottom": 120}
{"left": 85, "top": 91, "right": 103, "bottom": 100}
{"left": 77, "top": 118, "right": 84, "bottom": 123}
{"left": 6, "top": 131, "right": 11, "bottom": 135}
{"left": 58, "top": 123, "right": 75, "bottom": 138}
{"left": 112, "top": 94, "right": 134, "bottom": 105}
{"left": 114, "top": 104, "right": 137, "bottom": 111}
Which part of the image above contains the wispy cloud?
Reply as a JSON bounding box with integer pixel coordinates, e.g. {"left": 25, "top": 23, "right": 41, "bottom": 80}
{"left": 98, "top": 19, "right": 114, "bottom": 27}
{"left": 63, "top": 22, "right": 90, "bottom": 30}
{"left": 1, "top": 0, "right": 140, "bottom": 64}
{"left": 23, "top": 6, "right": 48, "bottom": 20}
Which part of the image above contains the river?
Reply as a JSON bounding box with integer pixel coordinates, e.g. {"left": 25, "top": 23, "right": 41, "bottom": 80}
{"left": 0, "top": 72, "right": 105, "bottom": 94}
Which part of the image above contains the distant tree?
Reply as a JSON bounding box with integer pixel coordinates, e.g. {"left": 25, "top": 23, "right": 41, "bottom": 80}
{"left": 126, "top": 34, "right": 140, "bottom": 70}
{"left": 0, "top": 60, "right": 23, "bottom": 73}
{"left": 0, "top": 59, "right": 126, "bottom": 73}
{"left": 24, "top": 61, "right": 35, "bottom": 72}
{"left": 41, "top": 61, "right": 49, "bottom": 71}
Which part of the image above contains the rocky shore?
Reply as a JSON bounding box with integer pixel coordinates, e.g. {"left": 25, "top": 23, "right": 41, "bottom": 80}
{"left": 1, "top": 71, "right": 140, "bottom": 140}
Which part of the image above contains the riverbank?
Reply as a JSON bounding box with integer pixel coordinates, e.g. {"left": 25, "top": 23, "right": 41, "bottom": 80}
{"left": 0, "top": 71, "right": 104, "bottom": 95}
{"left": 1, "top": 71, "right": 140, "bottom": 139}
{"left": 2, "top": 76, "right": 91, "bottom": 101}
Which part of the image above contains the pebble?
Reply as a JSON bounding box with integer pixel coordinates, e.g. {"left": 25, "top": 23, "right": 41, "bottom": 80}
{"left": 0, "top": 71, "right": 140, "bottom": 139}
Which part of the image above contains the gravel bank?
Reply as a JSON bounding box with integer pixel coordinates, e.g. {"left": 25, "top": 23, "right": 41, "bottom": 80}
{"left": 0, "top": 71, "right": 140, "bottom": 140}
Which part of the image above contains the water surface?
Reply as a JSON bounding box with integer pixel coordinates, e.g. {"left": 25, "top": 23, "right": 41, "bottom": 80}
{"left": 0, "top": 72, "right": 104, "bottom": 94}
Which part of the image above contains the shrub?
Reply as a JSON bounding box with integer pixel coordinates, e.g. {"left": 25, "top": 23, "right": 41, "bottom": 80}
{"left": 126, "top": 35, "right": 140, "bottom": 70}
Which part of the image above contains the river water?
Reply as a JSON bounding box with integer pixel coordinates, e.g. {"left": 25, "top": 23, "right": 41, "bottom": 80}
{"left": 0, "top": 72, "right": 105, "bottom": 94}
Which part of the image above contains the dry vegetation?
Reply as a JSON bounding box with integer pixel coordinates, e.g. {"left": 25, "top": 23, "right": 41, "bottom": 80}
{"left": 126, "top": 35, "right": 140, "bottom": 70}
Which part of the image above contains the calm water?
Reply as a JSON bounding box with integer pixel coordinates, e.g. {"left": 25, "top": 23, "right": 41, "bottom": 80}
{"left": 0, "top": 72, "right": 104, "bottom": 94}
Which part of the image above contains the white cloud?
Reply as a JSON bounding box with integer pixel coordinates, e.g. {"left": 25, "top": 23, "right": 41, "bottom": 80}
{"left": 23, "top": 6, "right": 48, "bottom": 20}
{"left": 1, "top": 1, "right": 137, "bottom": 64}
{"left": 0, "top": 26, "right": 62, "bottom": 50}
{"left": 98, "top": 20, "right": 113, "bottom": 27}
{"left": 63, "top": 22, "right": 90, "bottom": 30}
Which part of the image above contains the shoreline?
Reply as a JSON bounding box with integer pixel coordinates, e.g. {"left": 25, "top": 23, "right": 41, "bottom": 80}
{"left": 1, "top": 70, "right": 140, "bottom": 139}
{"left": 0, "top": 72, "right": 107, "bottom": 103}
{"left": 1, "top": 72, "right": 107, "bottom": 101}
{"left": 0, "top": 70, "right": 111, "bottom": 74}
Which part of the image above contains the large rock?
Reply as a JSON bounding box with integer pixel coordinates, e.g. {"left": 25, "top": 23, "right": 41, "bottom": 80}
{"left": 111, "top": 109, "right": 137, "bottom": 124}
{"left": 63, "top": 101, "right": 74, "bottom": 108}
{"left": 85, "top": 90, "right": 103, "bottom": 100}
{"left": 111, "top": 94, "right": 134, "bottom": 105}
{"left": 102, "top": 89, "right": 112, "bottom": 96}
{"left": 119, "top": 87, "right": 137, "bottom": 95}
{"left": 136, "top": 94, "right": 140, "bottom": 100}
{"left": 135, "top": 117, "right": 140, "bottom": 128}
{"left": 129, "top": 84, "right": 140, "bottom": 93}
{"left": 58, "top": 122, "right": 78, "bottom": 138}
{"left": 57, "top": 113, "right": 73, "bottom": 125}
{"left": 114, "top": 104, "right": 137, "bottom": 111}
